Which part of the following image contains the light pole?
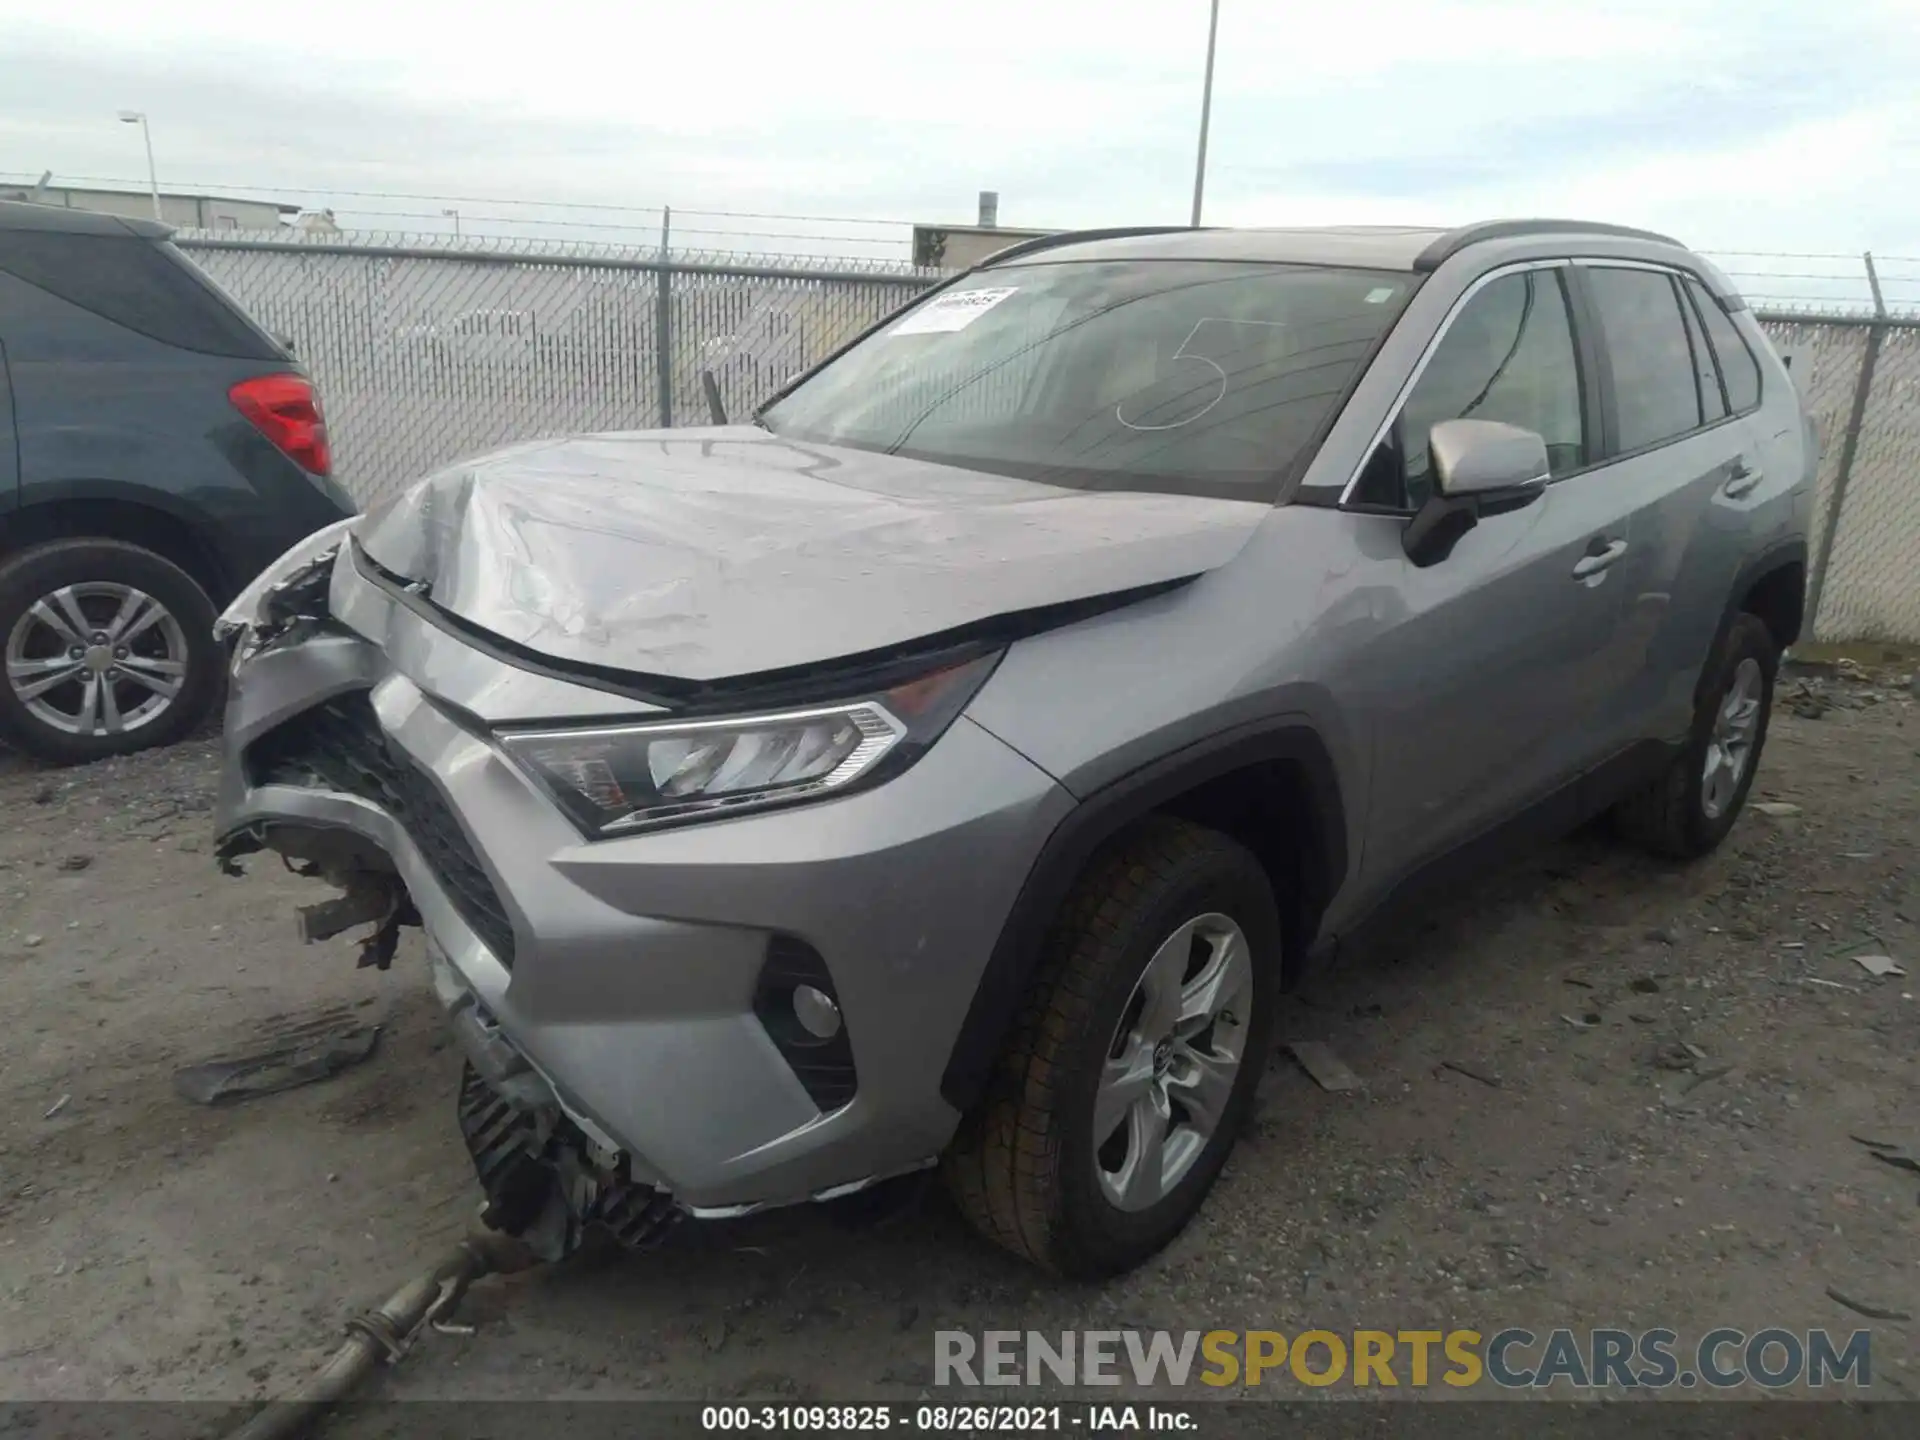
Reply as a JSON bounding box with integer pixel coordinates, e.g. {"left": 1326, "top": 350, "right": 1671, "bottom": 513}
{"left": 1190, "top": 0, "right": 1222, "bottom": 227}
{"left": 116, "top": 111, "right": 162, "bottom": 222}
{"left": 442, "top": 207, "right": 461, "bottom": 237}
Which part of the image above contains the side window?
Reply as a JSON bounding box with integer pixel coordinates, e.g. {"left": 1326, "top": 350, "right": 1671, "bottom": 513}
{"left": 0, "top": 230, "right": 280, "bottom": 360}
{"left": 1677, "top": 281, "right": 1727, "bottom": 422}
{"left": 1350, "top": 268, "right": 1585, "bottom": 510}
{"left": 1586, "top": 267, "right": 1701, "bottom": 451}
{"left": 1686, "top": 277, "right": 1762, "bottom": 412}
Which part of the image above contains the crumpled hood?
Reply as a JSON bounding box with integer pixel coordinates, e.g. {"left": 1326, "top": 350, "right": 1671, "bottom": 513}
{"left": 353, "top": 427, "right": 1270, "bottom": 681}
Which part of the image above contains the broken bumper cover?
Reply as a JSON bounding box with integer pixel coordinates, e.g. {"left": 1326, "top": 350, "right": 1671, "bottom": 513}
{"left": 214, "top": 554, "right": 1072, "bottom": 1218}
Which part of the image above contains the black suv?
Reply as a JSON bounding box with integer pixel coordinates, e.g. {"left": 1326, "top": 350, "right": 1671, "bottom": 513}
{"left": 0, "top": 199, "right": 354, "bottom": 763}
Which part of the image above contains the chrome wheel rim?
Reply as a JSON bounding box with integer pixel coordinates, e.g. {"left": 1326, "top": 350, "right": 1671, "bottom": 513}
{"left": 1702, "top": 656, "right": 1764, "bottom": 820}
{"left": 5, "top": 583, "right": 189, "bottom": 737}
{"left": 1094, "top": 912, "right": 1252, "bottom": 1213}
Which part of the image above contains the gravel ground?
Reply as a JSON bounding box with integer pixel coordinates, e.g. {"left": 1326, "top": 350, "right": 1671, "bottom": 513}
{"left": 1, "top": 659, "right": 1916, "bottom": 1408}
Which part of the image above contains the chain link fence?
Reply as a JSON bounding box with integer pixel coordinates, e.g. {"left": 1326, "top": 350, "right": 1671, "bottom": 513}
{"left": 1759, "top": 311, "right": 1920, "bottom": 645}
{"left": 177, "top": 232, "right": 1920, "bottom": 644}
{"left": 179, "top": 231, "right": 936, "bottom": 512}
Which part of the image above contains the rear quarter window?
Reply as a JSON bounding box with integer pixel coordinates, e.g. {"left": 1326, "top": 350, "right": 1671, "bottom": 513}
{"left": 1685, "top": 276, "right": 1763, "bottom": 413}
{"left": 0, "top": 230, "right": 284, "bottom": 360}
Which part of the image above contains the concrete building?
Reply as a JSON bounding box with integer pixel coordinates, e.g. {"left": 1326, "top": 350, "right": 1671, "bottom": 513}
{"left": 0, "top": 182, "right": 296, "bottom": 230}
{"left": 912, "top": 190, "right": 1057, "bottom": 270}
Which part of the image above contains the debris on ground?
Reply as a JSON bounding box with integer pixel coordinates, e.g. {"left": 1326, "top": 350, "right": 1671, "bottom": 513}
{"left": 172, "top": 1008, "right": 385, "bottom": 1106}
{"left": 1436, "top": 1059, "right": 1502, "bottom": 1089}
{"left": 1561, "top": 1013, "right": 1602, "bottom": 1030}
{"left": 1287, "top": 1040, "right": 1363, "bottom": 1093}
{"left": 1867, "top": 1149, "right": 1920, "bottom": 1176}
{"left": 56, "top": 854, "right": 91, "bottom": 872}
{"left": 1629, "top": 976, "right": 1661, "bottom": 994}
{"left": 1825, "top": 1286, "right": 1913, "bottom": 1322}
{"left": 43, "top": 1094, "right": 70, "bottom": 1120}
{"left": 1852, "top": 954, "right": 1907, "bottom": 979}
{"left": 1683, "top": 1063, "right": 1735, "bottom": 1095}
{"left": 1754, "top": 802, "right": 1803, "bottom": 817}
{"left": 1653, "top": 1043, "right": 1696, "bottom": 1072}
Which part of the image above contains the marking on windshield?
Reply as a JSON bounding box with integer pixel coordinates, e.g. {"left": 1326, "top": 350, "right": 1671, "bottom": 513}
{"left": 889, "top": 286, "right": 1021, "bottom": 335}
{"left": 1366, "top": 287, "right": 1398, "bottom": 304}
{"left": 1114, "top": 317, "right": 1287, "bottom": 432}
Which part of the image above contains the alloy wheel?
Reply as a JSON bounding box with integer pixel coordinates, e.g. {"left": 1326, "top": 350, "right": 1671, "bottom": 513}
{"left": 4, "top": 582, "right": 190, "bottom": 737}
{"left": 1701, "top": 656, "right": 1764, "bottom": 820}
{"left": 1094, "top": 912, "right": 1253, "bottom": 1212}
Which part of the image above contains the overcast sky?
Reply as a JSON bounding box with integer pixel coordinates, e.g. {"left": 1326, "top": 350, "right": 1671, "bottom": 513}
{"left": 3, "top": 0, "right": 1916, "bottom": 293}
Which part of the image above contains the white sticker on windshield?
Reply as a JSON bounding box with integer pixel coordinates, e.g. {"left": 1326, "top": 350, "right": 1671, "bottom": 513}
{"left": 1365, "top": 287, "right": 1397, "bottom": 304}
{"left": 890, "top": 286, "right": 1020, "bottom": 335}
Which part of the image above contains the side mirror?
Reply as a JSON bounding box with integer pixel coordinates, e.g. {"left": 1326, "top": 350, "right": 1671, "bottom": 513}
{"left": 1432, "top": 418, "right": 1550, "bottom": 497}
{"left": 1403, "top": 419, "right": 1550, "bottom": 567}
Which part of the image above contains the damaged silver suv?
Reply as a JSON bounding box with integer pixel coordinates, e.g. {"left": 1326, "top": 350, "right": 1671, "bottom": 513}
{"left": 216, "top": 220, "right": 1814, "bottom": 1278}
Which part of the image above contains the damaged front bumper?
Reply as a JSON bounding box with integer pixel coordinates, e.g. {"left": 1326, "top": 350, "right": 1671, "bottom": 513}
{"left": 214, "top": 545, "right": 1071, "bottom": 1255}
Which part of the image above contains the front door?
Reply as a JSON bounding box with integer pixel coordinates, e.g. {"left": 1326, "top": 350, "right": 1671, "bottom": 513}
{"left": 1346, "top": 264, "right": 1639, "bottom": 892}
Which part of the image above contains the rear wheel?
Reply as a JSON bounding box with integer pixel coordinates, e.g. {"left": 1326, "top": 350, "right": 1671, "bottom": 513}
{"left": 1613, "top": 612, "right": 1777, "bottom": 858}
{"left": 0, "top": 539, "right": 221, "bottom": 764}
{"left": 944, "top": 818, "right": 1280, "bottom": 1278}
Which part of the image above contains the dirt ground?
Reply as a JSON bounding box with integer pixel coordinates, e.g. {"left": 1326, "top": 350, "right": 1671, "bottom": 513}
{"left": 1, "top": 660, "right": 1916, "bottom": 1408}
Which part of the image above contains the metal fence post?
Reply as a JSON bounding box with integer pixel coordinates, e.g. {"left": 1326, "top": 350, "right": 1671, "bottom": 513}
{"left": 1804, "top": 252, "right": 1888, "bottom": 638}
{"left": 654, "top": 206, "right": 674, "bottom": 428}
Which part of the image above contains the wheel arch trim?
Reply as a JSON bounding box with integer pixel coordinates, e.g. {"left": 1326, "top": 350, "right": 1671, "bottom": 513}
{"left": 939, "top": 719, "right": 1348, "bottom": 1113}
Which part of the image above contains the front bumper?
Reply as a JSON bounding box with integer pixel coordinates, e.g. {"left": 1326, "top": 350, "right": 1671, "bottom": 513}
{"left": 215, "top": 550, "right": 1072, "bottom": 1212}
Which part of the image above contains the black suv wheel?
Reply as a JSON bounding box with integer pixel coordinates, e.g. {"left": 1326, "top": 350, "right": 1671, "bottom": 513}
{"left": 0, "top": 539, "right": 222, "bottom": 765}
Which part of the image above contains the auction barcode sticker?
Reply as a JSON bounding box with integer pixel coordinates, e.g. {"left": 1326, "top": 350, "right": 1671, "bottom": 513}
{"left": 890, "top": 286, "right": 1020, "bottom": 335}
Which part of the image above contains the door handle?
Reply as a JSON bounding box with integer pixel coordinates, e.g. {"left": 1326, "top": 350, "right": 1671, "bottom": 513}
{"left": 1572, "top": 538, "right": 1628, "bottom": 579}
{"left": 1723, "top": 461, "right": 1763, "bottom": 499}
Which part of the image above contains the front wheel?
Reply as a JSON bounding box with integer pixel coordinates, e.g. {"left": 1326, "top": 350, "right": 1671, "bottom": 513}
{"left": 0, "top": 539, "right": 222, "bottom": 765}
{"left": 944, "top": 818, "right": 1281, "bottom": 1278}
{"left": 1613, "top": 612, "right": 1777, "bottom": 858}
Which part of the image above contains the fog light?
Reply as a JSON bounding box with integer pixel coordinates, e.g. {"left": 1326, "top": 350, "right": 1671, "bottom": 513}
{"left": 792, "top": 984, "right": 842, "bottom": 1039}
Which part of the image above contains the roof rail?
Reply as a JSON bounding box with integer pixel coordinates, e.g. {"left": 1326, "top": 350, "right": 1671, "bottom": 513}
{"left": 1414, "top": 218, "right": 1683, "bottom": 272}
{"left": 977, "top": 225, "right": 1206, "bottom": 268}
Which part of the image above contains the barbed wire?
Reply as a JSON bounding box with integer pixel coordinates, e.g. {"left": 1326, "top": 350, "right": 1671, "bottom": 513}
{"left": 11, "top": 171, "right": 1919, "bottom": 261}
{"left": 0, "top": 172, "right": 916, "bottom": 229}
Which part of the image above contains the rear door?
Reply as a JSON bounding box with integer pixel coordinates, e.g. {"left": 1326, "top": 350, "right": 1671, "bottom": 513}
{"left": 0, "top": 329, "right": 17, "bottom": 504}
{"left": 1572, "top": 263, "right": 1763, "bottom": 749}
{"left": 1347, "top": 263, "right": 1641, "bottom": 890}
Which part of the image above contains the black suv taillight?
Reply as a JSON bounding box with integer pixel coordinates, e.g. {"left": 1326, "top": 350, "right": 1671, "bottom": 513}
{"left": 230, "top": 373, "right": 331, "bottom": 476}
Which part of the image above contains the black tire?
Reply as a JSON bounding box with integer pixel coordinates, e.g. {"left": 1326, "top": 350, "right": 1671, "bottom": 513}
{"left": 944, "top": 818, "right": 1281, "bottom": 1279}
{"left": 1613, "top": 612, "right": 1778, "bottom": 859}
{"left": 0, "top": 539, "right": 221, "bottom": 765}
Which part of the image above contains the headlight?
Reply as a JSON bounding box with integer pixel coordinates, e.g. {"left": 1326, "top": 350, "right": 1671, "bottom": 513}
{"left": 215, "top": 516, "right": 358, "bottom": 642}
{"left": 499, "top": 652, "right": 1000, "bottom": 836}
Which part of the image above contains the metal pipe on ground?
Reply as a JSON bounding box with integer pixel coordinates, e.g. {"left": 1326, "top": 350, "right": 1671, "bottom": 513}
{"left": 225, "top": 1229, "right": 537, "bottom": 1440}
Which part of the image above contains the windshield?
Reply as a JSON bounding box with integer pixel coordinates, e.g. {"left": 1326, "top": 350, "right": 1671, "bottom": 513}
{"left": 760, "top": 259, "right": 1415, "bottom": 500}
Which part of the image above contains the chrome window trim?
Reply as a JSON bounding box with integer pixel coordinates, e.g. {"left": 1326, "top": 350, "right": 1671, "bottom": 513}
{"left": 1337, "top": 259, "right": 1573, "bottom": 507}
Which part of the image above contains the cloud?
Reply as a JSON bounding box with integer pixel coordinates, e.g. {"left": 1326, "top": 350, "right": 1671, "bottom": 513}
{"left": 1, "top": 0, "right": 1914, "bottom": 267}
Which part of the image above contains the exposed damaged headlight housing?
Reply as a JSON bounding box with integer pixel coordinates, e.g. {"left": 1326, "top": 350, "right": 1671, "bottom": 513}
{"left": 499, "top": 653, "right": 1000, "bottom": 836}
{"left": 215, "top": 516, "right": 358, "bottom": 645}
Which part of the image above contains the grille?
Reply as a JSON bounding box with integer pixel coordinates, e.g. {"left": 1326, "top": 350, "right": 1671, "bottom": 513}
{"left": 248, "top": 692, "right": 518, "bottom": 967}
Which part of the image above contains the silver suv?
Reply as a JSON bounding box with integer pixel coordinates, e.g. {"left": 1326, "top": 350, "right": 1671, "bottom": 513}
{"left": 215, "top": 220, "right": 1814, "bottom": 1278}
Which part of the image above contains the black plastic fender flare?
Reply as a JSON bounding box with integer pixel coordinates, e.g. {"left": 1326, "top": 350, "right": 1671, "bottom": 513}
{"left": 938, "top": 719, "right": 1348, "bottom": 1114}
